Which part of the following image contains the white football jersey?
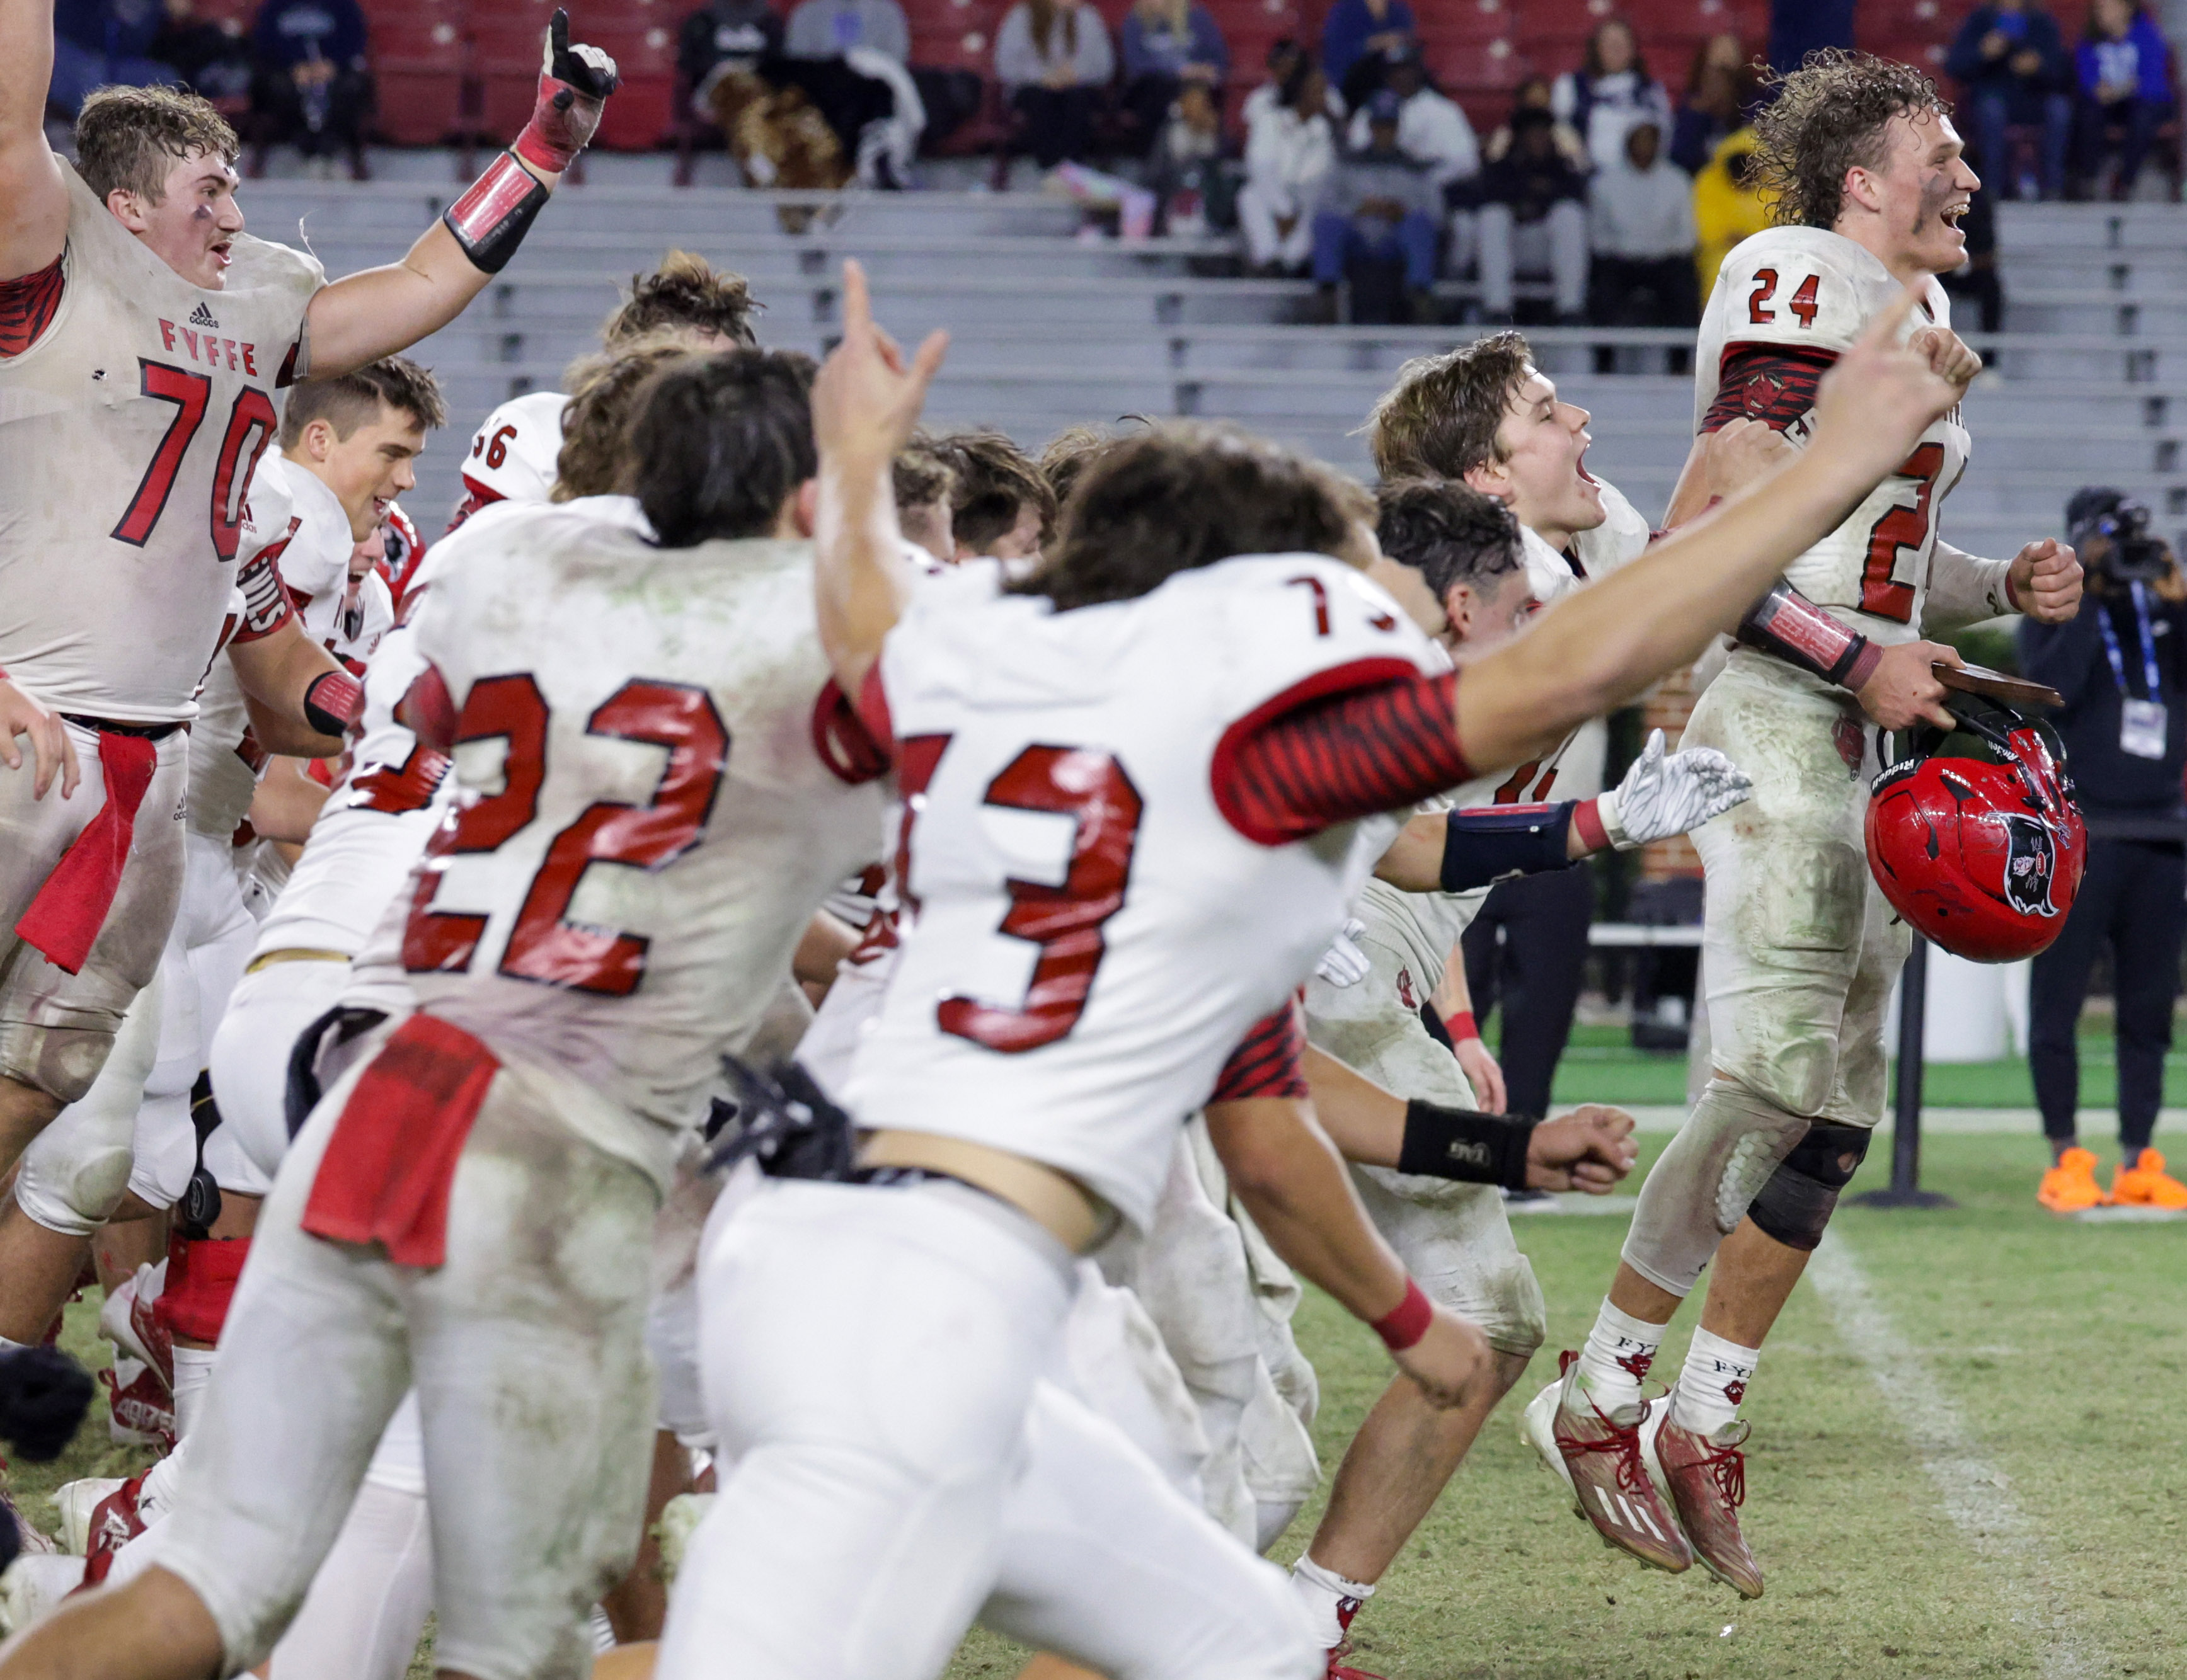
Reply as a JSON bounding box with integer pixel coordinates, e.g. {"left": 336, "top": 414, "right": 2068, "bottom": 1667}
{"left": 0, "top": 161, "right": 321, "bottom": 722}
{"left": 188, "top": 462, "right": 300, "bottom": 842}
{"left": 1697, "top": 226, "right": 1970, "bottom": 645}
{"left": 396, "top": 503, "right": 886, "bottom": 1183}
{"left": 841, "top": 554, "right": 1442, "bottom": 1231}
{"left": 452, "top": 390, "right": 566, "bottom": 523}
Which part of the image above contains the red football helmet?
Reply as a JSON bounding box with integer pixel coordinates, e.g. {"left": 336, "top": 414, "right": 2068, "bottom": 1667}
{"left": 1866, "top": 695, "right": 2087, "bottom": 963}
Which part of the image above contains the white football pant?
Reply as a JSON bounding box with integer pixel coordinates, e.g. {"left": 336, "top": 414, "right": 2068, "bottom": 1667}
{"left": 659, "top": 1176, "right": 1319, "bottom": 1680}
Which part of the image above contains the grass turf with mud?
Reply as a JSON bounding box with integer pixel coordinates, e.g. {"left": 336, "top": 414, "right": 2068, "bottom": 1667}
{"left": 9, "top": 1102, "right": 2178, "bottom": 1679}
{"left": 949, "top": 1129, "right": 2187, "bottom": 1680}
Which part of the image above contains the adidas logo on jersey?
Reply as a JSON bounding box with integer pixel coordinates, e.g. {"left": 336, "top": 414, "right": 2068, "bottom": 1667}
{"left": 188, "top": 301, "right": 219, "bottom": 328}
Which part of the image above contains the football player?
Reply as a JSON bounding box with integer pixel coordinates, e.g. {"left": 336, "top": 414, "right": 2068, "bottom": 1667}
{"left": 651, "top": 261, "right": 1965, "bottom": 1680}
{"left": 1529, "top": 51, "right": 2084, "bottom": 1598}
{"left": 445, "top": 251, "right": 759, "bottom": 530}
{"left": 1, "top": 348, "right": 887, "bottom": 1680}
{"left": 0, "top": 3, "right": 617, "bottom": 1186}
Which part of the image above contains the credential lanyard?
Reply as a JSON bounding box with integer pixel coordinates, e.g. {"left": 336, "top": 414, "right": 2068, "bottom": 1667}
{"left": 2097, "top": 581, "right": 2162, "bottom": 701}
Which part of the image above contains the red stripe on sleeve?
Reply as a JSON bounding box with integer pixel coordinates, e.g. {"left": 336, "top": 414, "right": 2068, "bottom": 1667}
{"left": 1210, "top": 998, "right": 1309, "bottom": 1102}
{"left": 1214, "top": 665, "right": 1472, "bottom": 846}
{"left": 0, "top": 256, "right": 65, "bottom": 358}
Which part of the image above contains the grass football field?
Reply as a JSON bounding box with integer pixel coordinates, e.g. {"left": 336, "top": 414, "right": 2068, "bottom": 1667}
{"left": 11, "top": 1029, "right": 2182, "bottom": 1679}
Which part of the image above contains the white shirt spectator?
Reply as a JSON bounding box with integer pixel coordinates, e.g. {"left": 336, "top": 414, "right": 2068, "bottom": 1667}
{"left": 1345, "top": 83, "right": 1478, "bottom": 193}
{"left": 1587, "top": 151, "right": 1695, "bottom": 260}
{"left": 1244, "top": 100, "right": 1336, "bottom": 219}
{"left": 1244, "top": 77, "right": 1343, "bottom": 130}
{"left": 995, "top": 1, "right": 1115, "bottom": 91}
{"left": 1552, "top": 67, "right": 1673, "bottom": 171}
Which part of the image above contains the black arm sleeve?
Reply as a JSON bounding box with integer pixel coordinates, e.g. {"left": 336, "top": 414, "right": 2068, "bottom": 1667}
{"left": 1397, "top": 1100, "right": 1538, "bottom": 1190}
{"left": 1438, "top": 803, "right": 1578, "bottom": 893}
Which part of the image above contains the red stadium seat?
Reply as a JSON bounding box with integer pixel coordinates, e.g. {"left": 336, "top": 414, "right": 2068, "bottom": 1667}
{"left": 1428, "top": 37, "right": 1528, "bottom": 96}
{"left": 370, "top": 13, "right": 466, "bottom": 144}
{"left": 1411, "top": 0, "right": 1519, "bottom": 46}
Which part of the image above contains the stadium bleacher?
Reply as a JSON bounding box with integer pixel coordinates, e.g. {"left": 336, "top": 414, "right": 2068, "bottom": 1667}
{"left": 357, "top": 0, "right": 1960, "bottom": 152}
{"left": 235, "top": 164, "right": 2187, "bottom": 571}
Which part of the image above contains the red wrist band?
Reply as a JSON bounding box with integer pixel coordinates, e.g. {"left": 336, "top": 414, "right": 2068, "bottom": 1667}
{"left": 1372, "top": 1279, "right": 1434, "bottom": 1351}
{"left": 1444, "top": 1009, "right": 1479, "bottom": 1043}
{"left": 2004, "top": 569, "right": 2023, "bottom": 614}
{"left": 1570, "top": 797, "right": 1609, "bottom": 854}
{"left": 1843, "top": 640, "right": 1885, "bottom": 692}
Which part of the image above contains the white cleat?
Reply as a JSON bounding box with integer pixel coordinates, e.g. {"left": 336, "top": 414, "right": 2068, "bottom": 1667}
{"left": 51, "top": 1478, "right": 127, "bottom": 1556}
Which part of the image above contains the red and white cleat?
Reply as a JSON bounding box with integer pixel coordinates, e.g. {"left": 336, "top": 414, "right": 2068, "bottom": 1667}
{"left": 99, "top": 1360, "right": 176, "bottom": 1453}
{"left": 98, "top": 1264, "right": 173, "bottom": 1394}
{"left": 1522, "top": 1351, "right": 1691, "bottom": 1575}
{"left": 1324, "top": 1596, "right": 1384, "bottom": 1680}
{"left": 77, "top": 1471, "right": 151, "bottom": 1587}
{"left": 1644, "top": 1408, "right": 1765, "bottom": 1599}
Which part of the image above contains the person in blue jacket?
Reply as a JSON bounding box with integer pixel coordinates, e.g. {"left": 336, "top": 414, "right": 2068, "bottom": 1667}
{"left": 1946, "top": 0, "right": 2074, "bottom": 199}
{"left": 2072, "top": 0, "right": 2174, "bottom": 198}
{"left": 250, "top": 0, "right": 373, "bottom": 177}
{"left": 1321, "top": 0, "right": 1416, "bottom": 111}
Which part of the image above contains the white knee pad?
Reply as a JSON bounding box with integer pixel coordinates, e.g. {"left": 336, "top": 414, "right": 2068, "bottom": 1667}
{"left": 204, "top": 959, "right": 352, "bottom": 1196}
{"left": 13, "top": 969, "right": 164, "bottom": 1237}
{"left": 126, "top": 1090, "right": 199, "bottom": 1213}
{"left": 1619, "top": 1078, "right": 1813, "bottom": 1297}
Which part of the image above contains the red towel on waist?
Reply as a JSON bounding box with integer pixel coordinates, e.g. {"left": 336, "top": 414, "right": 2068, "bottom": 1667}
{"left": 300, "top": 1015, "right": 500, "bottom": 1268}
{"left": 15, "top": 731, "right": 158, "bottom": 975}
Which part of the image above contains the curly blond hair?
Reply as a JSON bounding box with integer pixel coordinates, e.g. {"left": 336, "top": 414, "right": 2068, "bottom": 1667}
{"left": 1750, "top": 50, "right": 1948, "bottom": 229}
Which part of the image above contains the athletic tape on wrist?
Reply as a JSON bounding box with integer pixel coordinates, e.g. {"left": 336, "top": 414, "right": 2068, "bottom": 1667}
{"left": 1738, "top": 580, "right": 1874, "bottom": 689}
{"left": 443, "top": 152, "right": 551, "bottom": 275}
{"left": 1372, "top": 1278, "right": 1434, "bottom": 1351}
{"left": 1398, "top": 1098, "right": 1536, "bottom": 1189}
{"left": 303, "top": 668, "right": 363, "bottom": 738}
{"left": 1572, "top": 796, "right": 1612, "bottom": 853}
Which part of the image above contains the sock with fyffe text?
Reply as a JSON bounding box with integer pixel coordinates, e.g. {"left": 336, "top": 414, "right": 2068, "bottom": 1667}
{"left": 1575, "top": 1300, "right": 1666, "bottom": 1418}
{"left": 1671, "top": 1326, "right": 1760, "bottom": 1436}
{"left": 1292, "top": 1554, "right": 1375, "bottom": 1651}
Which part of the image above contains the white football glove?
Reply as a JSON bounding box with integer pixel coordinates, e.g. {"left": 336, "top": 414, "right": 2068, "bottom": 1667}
{"left": 1595, "top": 729, "right": 1753, "bottom": 850}
{"left": 1316, "top": 918, "right": 1372, "bottom": 988}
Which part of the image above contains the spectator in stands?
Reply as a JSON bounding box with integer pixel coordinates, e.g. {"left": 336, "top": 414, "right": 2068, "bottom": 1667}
{"left": 1150, "top": 81, "right": 1237, "bottom": 235}
{"left": 249, "top": 0, "right": 372, "bottom": 181}
{"left": 786, "top": 0, "right": 909, "bottom": 62}
{"left": 1691, "top": 122, "right": 1765, "bottom": 297}
{"left": 680, "top": 0, "right": 785, "bottom": 94}
{"left": 1240, "top": 57, "right": 1336, "bottom": 273}
{"left": 1118, "top": 0, "right": 1229, "bottom": 156}
{"left": 1476, "top": 105, "right": 1587, "bottom": 324}
{"left": 2072, "top": 0, "right": 2175, "bottom": 199}
{"left": 49, "top": 0, "right": 181, "bottom": 114}
{"left": 1948, "top": 0, "right": 2074, "bottom": 199}
{"left": 997, "top": 0, "right": 1115, "bottom": 169}
{"left": 1670, "top": 33, "right": 1756, "bottom": 174}
{"left": 1312, "top": 88, "right": 1439, "bottom": 324}
{"left": 1320, "top": 0, "right": 1417, "bottom": 110}
{"left": 1484, "top": 74, "right": 1586, "bottom": 169}
{"left": 1768, "top": 0, "right": 1851, "bottom": 74}
{"left": 152, "top": 0, "right": 254, "bottom": 114}
{"left": 1345, "top": 46, "right": 1476, "bottom": 195}
{"left": 1244, "top": 36, "right": 1348, "bottom": 122}
{"left": 779, "top": 0, "right": 923, "bottom": 186}
{"left": 1587, "top": 120, "right": 1697, "bottom": 341}
{"left": 1552, "top": 16, "right": 1672, "bottom": 171}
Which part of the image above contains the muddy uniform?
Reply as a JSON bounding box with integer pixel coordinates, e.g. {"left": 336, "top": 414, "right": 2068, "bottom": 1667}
{"left": 1306, "top": 479, "right": 1649, "bottom": 1356}
{"left": 141, "top": 502, "right": 885, "bottom": 1680}
{"left": 1621, "top": 227, "right": 2017, "bottom": 1293}
{"left": 0, "top": 161, "right": 319, "bottom": 1102}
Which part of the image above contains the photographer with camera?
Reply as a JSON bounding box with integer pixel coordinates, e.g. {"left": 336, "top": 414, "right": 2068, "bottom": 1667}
{"left": 2024, "top": 488, "right": 2187, "bottom": 1213}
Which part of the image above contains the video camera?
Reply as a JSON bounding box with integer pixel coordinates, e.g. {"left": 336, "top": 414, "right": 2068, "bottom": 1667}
{"left": 2066, "top": 486, "right": 2173, "bottom": 585}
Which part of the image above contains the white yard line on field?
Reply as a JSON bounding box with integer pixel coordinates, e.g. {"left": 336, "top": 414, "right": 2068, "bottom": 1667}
{"left": 1806, "top": 1235, "right": 2103, "bottom": 1680}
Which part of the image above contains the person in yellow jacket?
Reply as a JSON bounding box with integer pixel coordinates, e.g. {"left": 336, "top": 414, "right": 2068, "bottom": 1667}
{"left": 1692, "top": 124, "right": 1767, "bottom": 297}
